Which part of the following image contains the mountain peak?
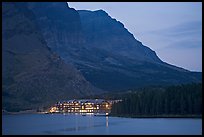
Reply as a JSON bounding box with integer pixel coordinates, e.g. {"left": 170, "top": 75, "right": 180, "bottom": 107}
{"left": 66, "top": 2, "right": 69, "bottom": 8}
{"left": 94, "top": 9, "right": 108, "bottom": 15}
{"left": 78, "top": 9, "right": 108, "bottom": 16}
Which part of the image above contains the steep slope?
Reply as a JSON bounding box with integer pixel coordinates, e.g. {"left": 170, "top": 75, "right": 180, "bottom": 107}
{"left": 2, "top": 2, "right": 100, "bottom": 112}
{"left": 28, "top": 2, "right": 201, "bottom": 91}
{"left": 76, "top": 10, "right": 202, "bottom": 90}
{"left": 78, "top": 10, "right": 162, "bottom": 63}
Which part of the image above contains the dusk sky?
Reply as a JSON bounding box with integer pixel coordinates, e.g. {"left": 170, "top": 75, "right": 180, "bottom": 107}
{"left": 69, "top": 2, "right": 202, "bottom": 72}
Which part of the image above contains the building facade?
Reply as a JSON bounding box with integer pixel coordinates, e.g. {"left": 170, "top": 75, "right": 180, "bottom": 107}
{"left": 49, "top": 99, "right": 122, "bottom": 114}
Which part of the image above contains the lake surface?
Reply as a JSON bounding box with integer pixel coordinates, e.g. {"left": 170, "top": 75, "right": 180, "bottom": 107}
{"left": 2, "top": 113, "right": 202, "bottom": 135}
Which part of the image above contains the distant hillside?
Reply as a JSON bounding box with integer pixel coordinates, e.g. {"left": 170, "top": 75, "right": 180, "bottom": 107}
{"left": 2, "top": 2, "right": 101, "bottom": 112}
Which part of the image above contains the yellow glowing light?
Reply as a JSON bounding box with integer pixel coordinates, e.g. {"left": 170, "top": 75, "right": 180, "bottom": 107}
{"left": 49, "top": 107, "right": 57, "bottom": 113}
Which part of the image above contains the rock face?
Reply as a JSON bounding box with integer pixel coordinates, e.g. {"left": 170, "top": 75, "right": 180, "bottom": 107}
{"left": 2, "top": 2, "right": 100, "bottom": 112}
{"left": 28, "top": 2, "right": 201, "bottom": 91}
{"left": 76, "top": 9, "right": 202, "bottom": 90}
{"left": 78, "top": 10, "right": 162, "bottom": 63}
{"left": 27, "top": 2, "right": 85, "bottom": 58}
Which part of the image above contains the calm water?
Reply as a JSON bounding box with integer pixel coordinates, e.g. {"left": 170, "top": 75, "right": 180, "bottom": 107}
{"left": 2, "top": 113, "right": 202, "bottom": 135}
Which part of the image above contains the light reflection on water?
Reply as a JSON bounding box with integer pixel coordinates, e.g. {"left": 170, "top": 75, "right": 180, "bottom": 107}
{"left": 106, "top": 116, "right": 109, "bottom": 127}
{"left": 2, "top": 114, "right": 202, "bottom": 135}
{"left": 42, "top": 114, "right": 113, "bottom": 135}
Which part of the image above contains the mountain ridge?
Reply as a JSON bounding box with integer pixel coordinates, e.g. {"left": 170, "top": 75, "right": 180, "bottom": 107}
{"left": 27, "top": 2, "right": 201, "bottom": 91}
{"left": 2, "top": 2, "right": 102, "bottom": 112}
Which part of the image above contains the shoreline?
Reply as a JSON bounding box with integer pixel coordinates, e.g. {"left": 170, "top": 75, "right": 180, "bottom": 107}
{"left": 108, "top": 114, "right": 202, "bottom": 119}
{"left": 2, "top": 111, "right": 202, "bottom": 119}
{"left": 2, "top": 109, "right": 45, "bottom": 115}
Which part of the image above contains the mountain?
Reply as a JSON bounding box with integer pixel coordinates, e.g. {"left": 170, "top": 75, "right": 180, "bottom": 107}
{"left": 28, "top": 2, "right": 201, "bottom": 91}
{"left": 76, "top": 10, "right": 202, "bottom": 90}
{"left": 78, "top": 10, "right": 162, "bottom": 63}
{"left": 2, "top": 2, "right": 100, "bottom": 112}
{"left": 27, "top": 2, "right": 85, "bottom": 54}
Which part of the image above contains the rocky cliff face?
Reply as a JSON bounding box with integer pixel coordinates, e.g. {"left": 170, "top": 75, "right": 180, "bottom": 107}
{"left": 76, "top": 9, "right": 202, "bottom": 91}
{"left": 2, "top": 2, "right": 100, "bottom": 112}
{"left": 28, "top": 2, "right": 201, "bottom": 91}
{"left": 27, "top": 2, "right": 85, "bottom": 58}
{"left": 78, "top": 10, "right": 162, "bottom": 63}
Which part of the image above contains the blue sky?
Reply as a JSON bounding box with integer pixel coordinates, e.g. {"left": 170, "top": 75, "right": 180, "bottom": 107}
{"left": 69, "top": 2, "right": 202, "bottom": 72}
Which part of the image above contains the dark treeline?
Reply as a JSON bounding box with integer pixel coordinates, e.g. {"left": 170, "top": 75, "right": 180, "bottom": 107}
{"left": 110, "top": 83, "right": 202, "bottom": 116}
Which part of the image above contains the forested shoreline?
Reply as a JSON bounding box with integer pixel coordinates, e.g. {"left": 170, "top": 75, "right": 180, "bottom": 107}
{"left": 110, "top": 83, "right": 202, "bottom": 118}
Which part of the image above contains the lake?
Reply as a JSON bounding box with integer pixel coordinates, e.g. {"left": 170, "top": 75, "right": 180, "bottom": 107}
{"left": 2, "top": 113, "right": 202, "bottom": 135}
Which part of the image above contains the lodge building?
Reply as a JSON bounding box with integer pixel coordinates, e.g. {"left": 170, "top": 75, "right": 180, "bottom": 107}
{"left": 49, "top": 99, "right": 121, "bottom": 114}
